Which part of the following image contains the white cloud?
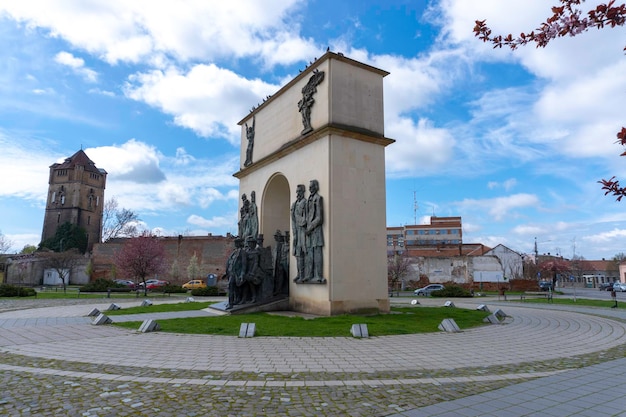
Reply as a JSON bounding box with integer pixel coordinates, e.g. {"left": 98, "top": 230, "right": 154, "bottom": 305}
{"left": 124, "top": 65, "right": 279, "bottom": 142}
{"left": 0, "top": 1, "right": 308, "bottom": 65}
{"left": 86, "top": 140, "right": 165, "bottom": 183}
{"left": 386, "top": 118, "right": 455, "bottom": 177}
{"left": 457, "top": 193, "right": 539, "bottom": 221}
{"left": 84, "top": 140, "right": 239, "bottom": 216}
{"left": 583, "top": 228, "right": 626, "bottom": 243}
{"left": 54, "top": 51, "right": 98, "bottom": 82}
{"left": 187, "top": 213, "right": 238, "bottom": 230}
{"left": 0, "top": 130, "right": 58, "bottom": 201}
{"left": 488, "top": 178, "right": 517, "bottom": 191}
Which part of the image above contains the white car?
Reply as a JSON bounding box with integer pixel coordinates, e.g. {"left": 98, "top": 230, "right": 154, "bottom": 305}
{"left": 613, "top": 282, "right": 626, "bottom": 292}
{"left": 414, "top": 284, "right": 445, "bottom": 296}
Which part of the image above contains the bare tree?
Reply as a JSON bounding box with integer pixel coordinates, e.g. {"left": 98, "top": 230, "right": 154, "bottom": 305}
{"left": 40, "top": 249, "right": 82, "bottom": 293}
{"left": 102, "top": 197, "right": 140, "bottom": 242}
{"left": 388, "top": 253, "right": 413, "bottom": 296}
{"left": 0, "top": 230, "right": 13, "bottom": 254}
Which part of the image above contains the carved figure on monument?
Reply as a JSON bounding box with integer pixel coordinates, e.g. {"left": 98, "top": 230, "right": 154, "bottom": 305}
{"left": 225, "top": 238, "right": 244, "bottom": 309}
{"left": 248, "top": 191, "right": 259, "bottom": 239}
{"left": 239, "top": 236, "right": 264, "bottom": 303}
{"left": 280, "top": 231, "right": 290, "bottom": 293}
{"left": 244, "top": 116, "right": 255, "bottom": 167}
{"left": 305, "top": 179, "right": 326, "bottom": 283}
{"left": 238, "top": 193, "right": 249, "bottom": 238}
{"left": 291, "top": 184, "right": 307, "bottom": 283}
{"left": 297, "top": 69, "right": 325, "bottom": 135}
{"left": 273, "top": 230, "right": 290, "bottom": 295}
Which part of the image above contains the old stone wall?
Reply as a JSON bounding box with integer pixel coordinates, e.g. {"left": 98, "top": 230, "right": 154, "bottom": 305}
{"left": 91, "top": 235, "right": 234, "bottom": 284}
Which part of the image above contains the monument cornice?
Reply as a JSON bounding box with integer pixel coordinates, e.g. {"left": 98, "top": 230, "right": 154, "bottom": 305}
{"left": 237, "top": 51, "right": 389, "bottom": 126}
{"left": 233, "top": 123, "right": 395, "bottom": 178}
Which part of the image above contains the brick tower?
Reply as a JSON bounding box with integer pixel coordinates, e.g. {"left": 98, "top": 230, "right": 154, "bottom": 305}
{"left": 41, "top": 150, "right": 107, "bottom": 252}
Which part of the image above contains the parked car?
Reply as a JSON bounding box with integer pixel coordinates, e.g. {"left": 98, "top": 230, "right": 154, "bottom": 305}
{"left": 599, "top": 282, "right": 614, "bottom": 291}
{"left": 114, "top": 279, "right": 136, "bottom": 289}
{"left": 146, "top": 280, "right": 169, "bottom": 290}
{"left": 138, "top": 279, "right": 160, "bottom": 288}
{"left": 613, "top": 282, "right": 626, "bottom": 292}
{"left": 539, "top": 281, "right": 553, "bottom": 291}
{"left": 182, "top": 279, "right": 207, "bottom": 290}
{"left": 414, "top": 284, "right": 445, "bottom": 296}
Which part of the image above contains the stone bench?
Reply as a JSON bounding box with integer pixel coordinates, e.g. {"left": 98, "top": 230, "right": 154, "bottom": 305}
{"left": 520, "top": 291, "right": 552, "bottom": 302}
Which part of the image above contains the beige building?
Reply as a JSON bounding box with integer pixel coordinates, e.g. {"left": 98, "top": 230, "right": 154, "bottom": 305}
{"left": 235, "top": 51, "right": 394, "bottom": 315}
{"left": 387, "top": 216, "right": 462, "bottom": 253}
{"left": 41, "top": 150, "right": 107, "bottom": 252}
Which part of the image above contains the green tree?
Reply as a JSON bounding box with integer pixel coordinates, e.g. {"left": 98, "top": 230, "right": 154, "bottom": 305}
{"left": 19, "top": 244, "right": 37, "bottom": 254}
{"left": 187, "top": 253, "right": 200, "bottom": 281}
{"left": 39, "top": 222, "right": 88, "bottom": 254}
{"left": 170, "top": 259, "right": 181, "bottom": 282}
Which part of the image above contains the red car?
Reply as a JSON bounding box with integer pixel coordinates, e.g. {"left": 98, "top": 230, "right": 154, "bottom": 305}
{"left": 146, "top": 280, "right": 169, "bottom": 290}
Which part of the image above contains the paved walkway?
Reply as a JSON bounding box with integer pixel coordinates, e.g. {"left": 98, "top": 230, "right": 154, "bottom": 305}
{"left": 1, "top": 296, "right": 626, "bottom": 416}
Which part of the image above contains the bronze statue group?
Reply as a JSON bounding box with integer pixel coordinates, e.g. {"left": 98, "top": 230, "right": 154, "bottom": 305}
{"left": 225, "top": 180, "right": 325, "bottom": 310}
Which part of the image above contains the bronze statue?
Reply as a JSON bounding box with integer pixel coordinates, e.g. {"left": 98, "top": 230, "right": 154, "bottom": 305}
{"left": 291, "top": 184, "right": 307, "bottom": 282}
{"left": 244, "top": 116, "right": 255, "bottom": 167}
{"left": 297, "top": 69, "right": 325, "bottom": 135}
{"left": 305, "top": 179, "right": 325, "bottom": 283}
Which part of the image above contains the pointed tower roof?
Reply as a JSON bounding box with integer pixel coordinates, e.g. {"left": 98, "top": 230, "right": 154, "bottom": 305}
{"left": 50, "top": 149, "right": 106, "bottom": 174}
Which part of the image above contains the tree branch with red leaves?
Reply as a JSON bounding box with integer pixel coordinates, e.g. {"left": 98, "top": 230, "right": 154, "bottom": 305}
{"left": 474, "top": 1, "right": 626, "bottom": 200}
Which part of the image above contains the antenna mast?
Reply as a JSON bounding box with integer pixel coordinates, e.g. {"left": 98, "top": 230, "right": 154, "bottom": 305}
{"left": 413, "top": 191, "right": 418, "bottom": 224}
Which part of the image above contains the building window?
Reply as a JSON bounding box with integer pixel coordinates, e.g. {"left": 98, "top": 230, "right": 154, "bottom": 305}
{"left": 87, "top": 216, "right": 91, "bottom": 225}
{"left": 57, "top": 169, "right": 67, "bottom": 176}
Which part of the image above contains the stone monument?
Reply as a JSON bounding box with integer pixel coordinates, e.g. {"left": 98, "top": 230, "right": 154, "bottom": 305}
{"left": 234, "top": 51, "right": 394, "bottom": 315}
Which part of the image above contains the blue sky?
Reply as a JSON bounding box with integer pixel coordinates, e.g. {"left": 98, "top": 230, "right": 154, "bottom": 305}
{"left": 1, "top": 0, "right": 625, "bottom": 261}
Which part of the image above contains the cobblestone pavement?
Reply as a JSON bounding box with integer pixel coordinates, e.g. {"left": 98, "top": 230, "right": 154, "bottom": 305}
{"left": 1, "top": 297, "right": 626, "bottom": 416}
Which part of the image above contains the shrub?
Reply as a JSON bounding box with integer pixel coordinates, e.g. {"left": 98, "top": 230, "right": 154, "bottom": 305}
{"left": 191, "top": 286, "right": 220, "bottom": 296}
{"left": 0, "top": 284, "right": 36, "bottom": 297}
{"left": 431, "top": 285, "right": 473, "bottom": 298}
{"left": 161, "top": 284, "right": 187, "bottom": 294}
{"left": 80, "top": 278, "right": 120, "bottom": 292}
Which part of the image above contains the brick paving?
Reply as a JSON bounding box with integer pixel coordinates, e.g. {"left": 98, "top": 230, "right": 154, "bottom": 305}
{"left": 1, "top": 297, "right": 626, "bottom": 416}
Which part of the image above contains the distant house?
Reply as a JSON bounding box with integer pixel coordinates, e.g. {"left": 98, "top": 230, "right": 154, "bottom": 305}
{"left": 485, "top": 244, "right": 524, "bottom": 280}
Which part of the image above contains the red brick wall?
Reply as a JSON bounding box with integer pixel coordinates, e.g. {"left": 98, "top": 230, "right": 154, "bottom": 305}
{"left": 91, "top": 235, "right": 235, "bottom": 284}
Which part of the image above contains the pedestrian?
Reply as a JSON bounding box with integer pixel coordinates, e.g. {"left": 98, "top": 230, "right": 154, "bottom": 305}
{"left": 611, "top": 288, "right": 618, "bottom": 308}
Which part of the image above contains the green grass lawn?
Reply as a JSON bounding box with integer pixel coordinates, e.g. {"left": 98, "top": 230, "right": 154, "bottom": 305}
{"left": 105, "top": 301, "right": 213, "bottom": 315}
{"left": 1, "top": 288, "right": 187, "bottom": 300}
{"left": 113, "top": 306, "right": 491, "bottom": 337}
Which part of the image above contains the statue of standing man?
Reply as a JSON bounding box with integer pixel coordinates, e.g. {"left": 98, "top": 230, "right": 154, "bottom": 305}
{"left": 244, "top": 116, "right": 255, "bottom": 167}
{"left": 291, "top": 184, "right": 307, "bottom": 283}
{"left": 305, "top": 179, "right": 325, "bottom": 283}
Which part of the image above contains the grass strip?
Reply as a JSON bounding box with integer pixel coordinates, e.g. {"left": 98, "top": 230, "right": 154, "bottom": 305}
{"left": 113, "top": 306, "right": 491, "bottom": 337}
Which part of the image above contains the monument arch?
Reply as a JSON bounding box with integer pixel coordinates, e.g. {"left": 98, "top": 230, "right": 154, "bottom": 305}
{"left": 233, "top": 51, "right": 394, "bottom": 315}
